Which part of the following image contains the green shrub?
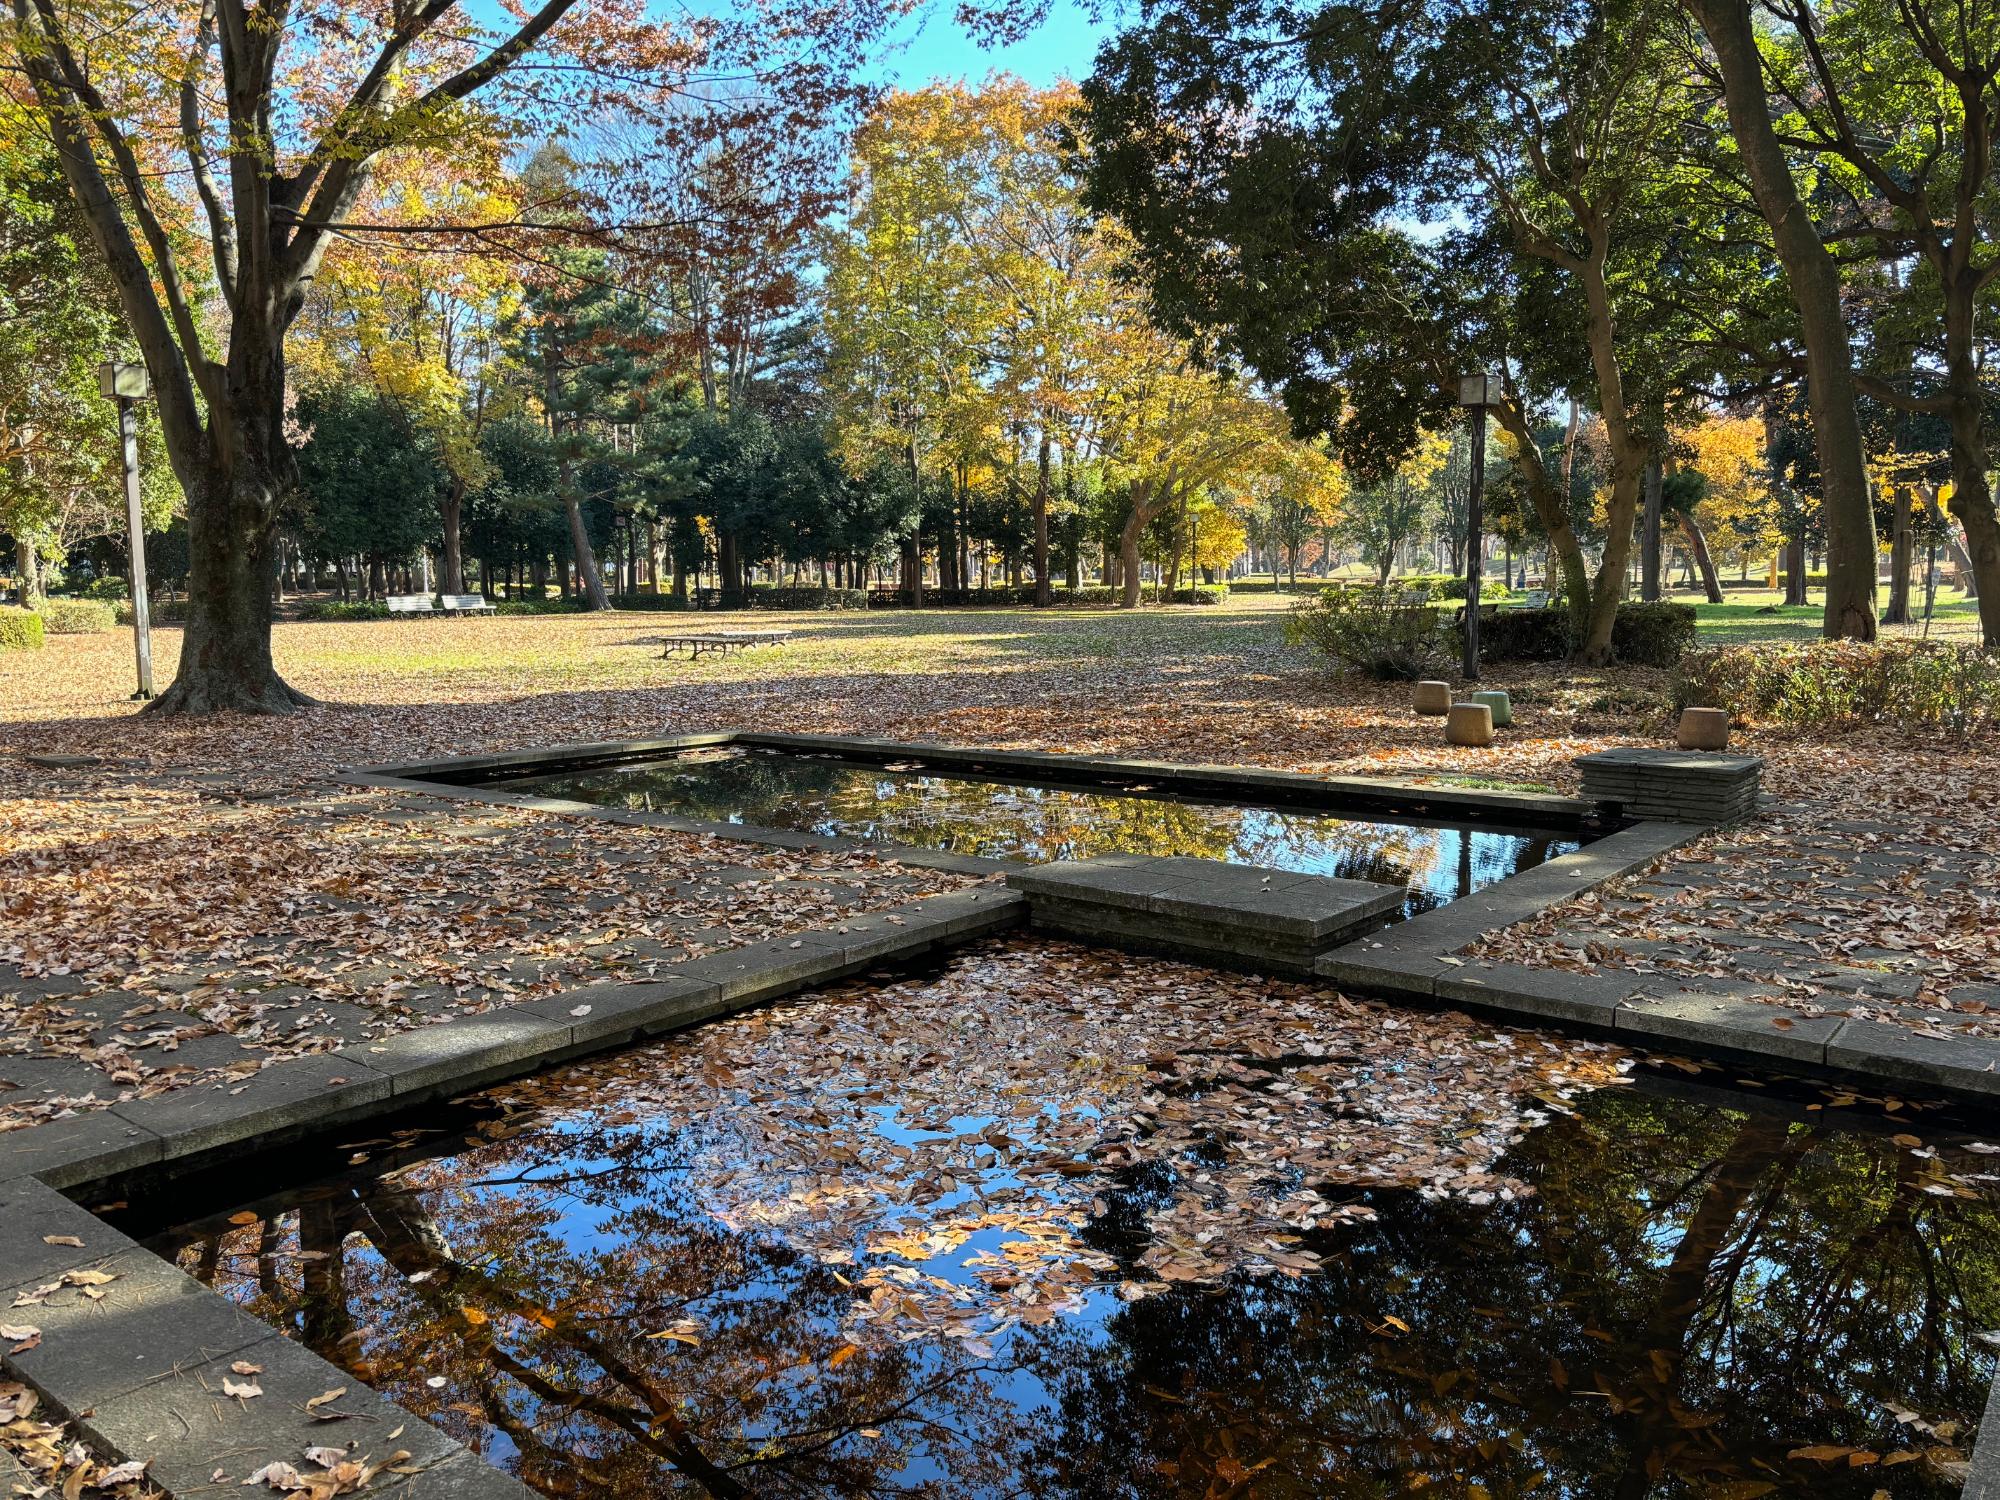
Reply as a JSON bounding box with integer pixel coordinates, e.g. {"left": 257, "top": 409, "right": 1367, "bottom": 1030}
{"left": 1434, "top": 575, "right": 1514, "bottom": 602}
{"left": 78, "top": 577, "right": 130, "bottom": 601}
{"left": 606, "top": 592, "right": 693, "bottom": 612}
{"left": 118, "top": 599, "right": 188, "bottom": 625}
{"left": 34, "top": 597, "right": 116, "bottom": 634}
{"left": 1285, "top": 586, "right": 1448, "bottom": 680}
{"left": 297, "top": 600, "right": 390, "bottom": 622}
{"left": 1676, "top": 640, "right": 2000, "bottom": 732}
{"left": 1478, "top": 602, "right": 1697, "bottom": 667}
{"left": 742, "top": 586, "right": 865, "bottom": 610}
{"left": 0, "top": 607, "right": 45, "bottom": 651}
{"left": 493, "top": 596, "right": 583, "bottom": 616}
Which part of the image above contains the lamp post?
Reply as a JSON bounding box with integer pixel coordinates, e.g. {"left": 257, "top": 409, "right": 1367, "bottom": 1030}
{"left": 98, "top": 361, "right": 154, "bottom": 700}
{"left": 1454, "top": 372, "right": 1498, "bottom": 681}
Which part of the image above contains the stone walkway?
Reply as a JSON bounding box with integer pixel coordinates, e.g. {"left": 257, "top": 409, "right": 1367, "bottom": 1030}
{"left": 1473, "top": 804, "right": 2000, "bottom": 1040}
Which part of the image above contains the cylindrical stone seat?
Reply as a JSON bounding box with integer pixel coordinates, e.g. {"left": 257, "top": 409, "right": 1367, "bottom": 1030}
{"left": 1445, "top": 701, "right": 1494, "bottom": 746}
{"left": 1468, "top": 689, "right": 1513, "bottom": 728}
{"left": 1413, "top": 680, "right": 1453, "bottom": 715}
{"left": 1676, "top": 706, "right": 1731, "bottom": 751}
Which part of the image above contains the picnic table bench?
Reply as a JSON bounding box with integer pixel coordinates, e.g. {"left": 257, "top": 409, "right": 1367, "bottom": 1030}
{"left": 659, "top": 629, "right": 793, "bottom": 660}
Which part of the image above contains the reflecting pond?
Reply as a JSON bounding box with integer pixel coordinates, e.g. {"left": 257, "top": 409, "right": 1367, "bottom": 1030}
{"left": 490, "top": 747, "right": 1583, "bottom": 913}
{"left": 123, "top": 942, "right": 2000, "bottom": 1499}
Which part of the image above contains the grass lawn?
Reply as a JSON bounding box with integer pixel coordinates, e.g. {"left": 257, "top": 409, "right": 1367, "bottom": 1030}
{"left": 1685, "top": 586, "right": 1983, "bottom": 643}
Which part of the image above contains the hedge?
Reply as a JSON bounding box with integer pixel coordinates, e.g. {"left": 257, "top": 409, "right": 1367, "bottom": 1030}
{"left": 297, "top": 600, "right": 391, "bottom": 622}
{"left": 742, "top": 587, "right": 866, "bottom": 610}
{"left": 1479, "top": 602, "right": 1697, "bottom": 667}
{"left": 877, "top": 584, "right": 1226, "bottom": 608}
{"left": 1676, "top": 640, "right": 2000, "bottom": 732}
{"left": 0, "top": 607, "right": 45, "bottom": 652}
{"left": 35, "top": 597, "right": 117, "bottom": 634}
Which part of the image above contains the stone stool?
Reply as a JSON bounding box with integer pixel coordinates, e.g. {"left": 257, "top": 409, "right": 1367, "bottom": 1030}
{"left": 1445, "top": 701, "right": 1495, "bottom": 747}
{"left": 1414, "top": 680, "right": 1453, "bottom": 715}
{"left": 1676, "top": 706, "right": 1731, "bottom": 751}
{"left": 1467, "top": 689, "right": 1512, "bottom": 728}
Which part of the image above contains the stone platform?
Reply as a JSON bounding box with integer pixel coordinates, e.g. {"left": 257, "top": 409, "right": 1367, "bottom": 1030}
{"left": 1576, "top": 747, "right": 1763, "bottom": 824}
{"left": 1008, "top": 854, "right": 1404, "bottom": 973}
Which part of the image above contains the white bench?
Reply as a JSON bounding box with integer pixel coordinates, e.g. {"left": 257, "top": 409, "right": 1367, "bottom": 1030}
{"left": 439, "top": 594, "right": 493, "bottom": 615}
{"left": 385, "top": 595, "right": 434, "bottom": 616}
{"left": 659, "top": 629, "right": 793, "bottom": 660}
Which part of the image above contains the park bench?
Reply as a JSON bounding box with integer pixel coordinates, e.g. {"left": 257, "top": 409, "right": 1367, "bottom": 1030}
{"left": 439, "top": 593, "right": 494, "bottom": 615}
{"left": 659, "top": 629, "right": 793, "bottom": 660}
{"left": 385, "top": 594, "right": 434, "bottom": 616}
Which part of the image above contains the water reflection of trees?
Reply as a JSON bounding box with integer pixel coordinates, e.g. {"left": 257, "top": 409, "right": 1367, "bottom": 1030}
{"left": 512, "top": 750, "right": 1576, "bottom": 902}
{"left": 148, "top": 1080, "right": 1997, "bottom": 1499}
{"left": 1025, "top": 1088, "right": 1997, "bottom": 1498}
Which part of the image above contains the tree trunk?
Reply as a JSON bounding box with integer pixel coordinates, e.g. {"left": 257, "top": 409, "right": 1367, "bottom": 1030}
{"left": 1942, "top": 292, "right": 2000, "bottom": 642}
{"left": 1683, "top": 0, "right": 1877, "bottom": 640}
{"left": 149, "top": 455, "right": 316, "bottom": 714}
{"left": 1640, "top": 455, "right": 1663, "bottom": 602}
{"left": 440, "top": 476, "right": 466, "bottom": 595}
{"left": 1885, "top": 485, "right": 1913, "bottom": 625}
{"left": 1032, "top": 432, "right": 1053, "bottom": 607}
{"left": 1680, "top": 516, "right": 1724, "bottom": 603}
{"left": 1491, "top": 393, "right": 1596, "bottom": 647}
{"left": 15, "top": 541, "right": 43, "bottom": 609}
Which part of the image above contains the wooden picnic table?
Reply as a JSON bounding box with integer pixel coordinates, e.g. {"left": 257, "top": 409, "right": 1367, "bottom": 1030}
{"left": 658, "top": 629, "right": 793, "bottom": 660}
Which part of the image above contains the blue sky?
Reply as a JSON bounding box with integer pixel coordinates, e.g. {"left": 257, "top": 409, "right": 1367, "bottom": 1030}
{"left": 870, "top": 0, "right": 1110, "bottom": 88}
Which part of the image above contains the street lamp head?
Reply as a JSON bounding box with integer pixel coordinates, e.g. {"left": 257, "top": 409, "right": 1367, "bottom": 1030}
{"left": 1454, "top": 372, "right": 1500, "bottom": 409}
{"left": 98, "top": 362, "right": 149, "bottom": 401}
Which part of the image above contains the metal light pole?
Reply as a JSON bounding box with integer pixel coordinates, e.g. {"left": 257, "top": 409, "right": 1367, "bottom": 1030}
{"left": 98, "top": 361, "right": 154, "bottom": 700}
{"left": 1454, "top": 373, "right": 1498, "bottom": 681}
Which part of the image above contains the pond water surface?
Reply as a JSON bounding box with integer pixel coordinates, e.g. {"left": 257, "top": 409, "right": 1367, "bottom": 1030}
{"left": 120, "top": 942, "right": 2000, "bottom": 1499}
{"left": 490, "top": 747, "right": 1584, "bottom": 914}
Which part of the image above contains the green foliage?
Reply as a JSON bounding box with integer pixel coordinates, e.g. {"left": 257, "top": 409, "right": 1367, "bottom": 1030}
{"left": 1675, "top": 642, "right": 2000, "bottom": 732}
{"left": 293, "top": 384, "right": 446, "bottom": 565}
{"left": 0, "top": 607, "right": 45, "bottom": 651}
{"left": 1284, "top": 586, "right": 1448, "bottom": 680}
{"left": 494, "top": 597, "right": 585, "bottom": 616}
{"left": 34, "top": 597, "right": 115, "bottom": 633}
{"left": 1480, "top": 603, "right": 1696, "bottom": 666}
{"left": 746, "top": 587, "right": 867, "bottom": 610}
{"left": 296, "top": 600, "right": 391, "bottom": 622}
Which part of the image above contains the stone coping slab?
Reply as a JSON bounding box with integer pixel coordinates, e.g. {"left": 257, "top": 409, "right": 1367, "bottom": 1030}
{"left": 1009, "top": 855, "right": 1404, "bottom": 941}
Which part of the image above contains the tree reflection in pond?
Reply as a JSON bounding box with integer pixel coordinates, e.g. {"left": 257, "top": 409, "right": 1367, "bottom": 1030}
{"left": 137, "top": 945, "right": 1997, "bottom": 1499}
{"left": 497, "top": 747, "right": 1579, "bottom": 911}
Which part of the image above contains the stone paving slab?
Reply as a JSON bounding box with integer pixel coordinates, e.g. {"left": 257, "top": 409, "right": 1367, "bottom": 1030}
{"left": 78, "top": 1334, "right": 481, "bottom": 1499}
{"left": 0, "top": 1176, "right": 141, "bottom": 1289}
{"left": 0, "top": 1247, "right": 273, "bottom": 1410}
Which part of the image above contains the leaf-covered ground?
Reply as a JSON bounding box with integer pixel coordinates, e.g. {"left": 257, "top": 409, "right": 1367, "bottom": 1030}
{"left": 3, "top": 598, "right": 1995, "bottom": 1133}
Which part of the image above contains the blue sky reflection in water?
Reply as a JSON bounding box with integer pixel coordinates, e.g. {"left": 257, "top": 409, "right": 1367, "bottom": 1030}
{"left": 491, "top": 747, "right": 1581, "bottom": 913}
{"left": 132, "top": 940, "right": 1999, "bottom": 1498}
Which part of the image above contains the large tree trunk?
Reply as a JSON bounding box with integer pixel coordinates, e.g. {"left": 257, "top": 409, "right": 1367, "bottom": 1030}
{"left": 1684, "top": 0, "right": 1878, "bottom": 640}
{"left": 150, "top": 454, "right": 315, "bottom": 714}
{"left": 1117, "top": 484, "right": 1161, "bottom": 608}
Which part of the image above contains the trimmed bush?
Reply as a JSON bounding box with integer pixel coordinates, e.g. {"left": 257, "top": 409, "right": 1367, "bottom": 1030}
{"left": 493, "top": 596, "right": 583, "bottom": 616}
{"left": 0, "top": 607, "right": 45, "bottom": 652}
{"left": 607, "top": 592, "right": 693, "bottom": 612}
{"left": 882, "top": 583, "right": 1224, "bottom": 608}
{"left": 119, "top": 599, "right": 188, "bottom": 625}
{"left": 1285, "top": 586, "right": 1448, "bottom": 680}
{"left": 297, "top": 600, "right": 390, "bottom": 622}
{"left": 742, "top": 587, "right": 865, "bottom": 611}
{"left": 34, "top": 597, "right": 116, "bottom": 634}
{"left": 1676, "top": 640, "right": 2000, "bottom": 732}
{"left": 1478, "top": 602, "right": 1697, "bottom": 667}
